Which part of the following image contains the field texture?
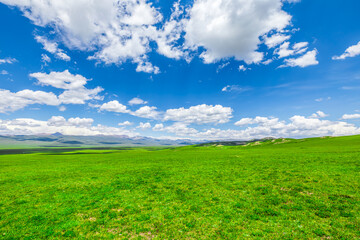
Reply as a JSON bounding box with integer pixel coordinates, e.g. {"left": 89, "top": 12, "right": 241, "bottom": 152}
{"left": 0, "top": 136, "right": 359, "bottom": 239}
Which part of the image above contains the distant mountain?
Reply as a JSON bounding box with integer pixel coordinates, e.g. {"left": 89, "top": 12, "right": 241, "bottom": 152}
{"left": 197, "top": 137, "right": 277, "bottom": 146}
{"left": 51, "top": 132, "right": 63, "bottom": 137}
{"left": 0, "top": 135, "right": 203, "bottom": 149}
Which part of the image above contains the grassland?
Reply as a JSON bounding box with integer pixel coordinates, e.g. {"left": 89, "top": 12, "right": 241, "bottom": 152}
{"left": 0, "top": 136, "right": 359, "bottom": 239}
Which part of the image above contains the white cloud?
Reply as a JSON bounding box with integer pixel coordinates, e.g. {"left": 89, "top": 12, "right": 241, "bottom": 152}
{"left": 30, "top": 70, "right": 90, "bottom": 90}
{"left": 1, "top": 0, "right": 163, "bottom": 70}
{"left": 0, "top": 70, "right": 104, "bottom": 113}
{"left": 281, "top": 49, "right": 319, "bottom": 68}
{"left": 30, "top": 70, "right": 103, "bottom": 105}
{"left": 0, "top": 57, "right": 16, "bottom": 64}
{"left": 196, "top": 115, "right": 359, "bottom": 140}
{"left": 164, "top": 104, "right": 233, "bottom": 124}
{"left": 48, "top": 116, "right": 94, "bottom": 127}
{"left": 41, "top": 54, "right": 51, "bottom": 64}
{"left": 0, "top": 89, "right": 59, "bottom": 113}
{"left": 118, "top": 121, "right": 133, "bottom": 126}
{"left": 235, "top": 116, "right": 281, "bottom": 126}
{"left": 152, "top": 112, "right": 360, "bottom": 140}
{"left": 99, "top": 100, "right": 160, "bottom": 119}
{"left": 153, "top": 122, "right": 198, "bottom": 136}
{"left": 35, "top": 35, "right": 70, "bottom": 61}
{"left": 155, "top": 1, "right": 187, "bottom": 60}
{"left": 309, "top": 111, "right": 328, "bottom": 119}
{"left": 234, "top": 117, "right": 256, "bottom": 126}
{"left": 315, "top": 97, "right": 330, "bottom": 102}
{"left": 59, "top": 106, "right": 66, "bottom": 112}
{"left": 332, "top": 41, "right": 360, "bottom": 60}
{"left": 68, "top": 117, "right": 94, "bottom": 127}
{"left": 0, "top": 116, "right": 138, "bottom": 136}
{"left": 238, "top": 65, "right": 247, "bottom": 71}
{"left": 264, "top": 33, "right": 290, "bottom": 48}
{"left": 134, "top": 56, "right": 160, "bottom": 74}
{"left": 275, "top": 41, "right": 308, "bottom": 58}
{"left": 185, "top": 0, "right": 291, "bottom": 64}
{"left": 100, "top": 100, "right": 129, "bottom": 113}
{"left": 137, "top": 122, "right": 151, "bottom": 130}
{"left": 341, "top": 114, "right": 360, "bottom": 120}
{"left": 1, "top": 0, "right": 313, "bottom": 71}
{"left": 128, "top": 97, "right": 148, "bottom": 106}
{"left": 132, "top": 106, "right": 160, "bottom": 119}
{"left": 216, "top": 62, "right": 230, "bottom": 72}
{"left": 262, "top": 59, "right": 273, "bottom": 65}
{"left": 222, "top": 85, "right": 251, "bottom": 93}
{"left": 58, "top": 87, "right": 103, "bottom": 105}
{"left": 0, "top": 70, "right": 8, "bottom": 75}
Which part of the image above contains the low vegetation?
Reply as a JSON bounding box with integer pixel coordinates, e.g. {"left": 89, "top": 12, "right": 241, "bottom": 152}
{"left": 0, "top": 135, "right": 359, "bottom": 239}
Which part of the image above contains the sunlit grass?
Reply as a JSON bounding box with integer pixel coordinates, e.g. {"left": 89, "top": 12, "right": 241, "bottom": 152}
{"left": 0, "top": 135, "right": 359, "bottom": 239}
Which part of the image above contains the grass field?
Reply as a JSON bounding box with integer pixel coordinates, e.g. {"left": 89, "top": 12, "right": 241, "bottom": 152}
{"left": 0, "top": 136, "right": 359, "bottom": 239}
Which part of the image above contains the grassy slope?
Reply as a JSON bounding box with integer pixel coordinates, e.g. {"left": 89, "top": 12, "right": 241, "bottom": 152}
{"left": 0, "top": 136, "right": 359, "bottom": 239}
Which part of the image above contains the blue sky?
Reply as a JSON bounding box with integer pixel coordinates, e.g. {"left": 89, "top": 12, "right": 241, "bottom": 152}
{"left": 0, "top": 0, "right": 360, "bottom": 140}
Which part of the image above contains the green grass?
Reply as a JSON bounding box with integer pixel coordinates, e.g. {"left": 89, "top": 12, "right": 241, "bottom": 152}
{"left": 0, "top": 135, "right": 359, "bottom": 239}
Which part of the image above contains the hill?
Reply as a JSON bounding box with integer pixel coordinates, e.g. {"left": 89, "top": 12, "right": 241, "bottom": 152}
{"left": 0, "top": 134, "right": 201, "bottom": 149}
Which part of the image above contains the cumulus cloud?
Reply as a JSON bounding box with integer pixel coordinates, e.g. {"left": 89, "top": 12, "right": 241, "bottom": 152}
{"left": 0, "top": 86, "right": 103, "bottom": 113}
{"left": 341, "top": 114, "right": 360, "bottom": 120}
{"left": 185, "top": 0, "right": 291, "bottom": 64}
{"left": 137, "top": 122, "right": 151, "bottom": 130}
{"left": 0, "top": 0, "right": 166, "bottom": 73}
{"left": 132, "top": 106, "right": 160, "bottom": 119}
{"left": 281, "top": 49, "right": 319, "bottom": 68}
{"left": 153, "top": 122, "right": 198, "bottom": 136}
{"left": 30, "top": 70, "right": 90, "bottom": 90}
{"left": 275, "top": 41, "right": 308, "bottom": 58}
{"left": 164, "top": 104, "right": 233, "bottom": 124}
{"left": 152, "top": 112, "right": 359, "bottom": 140}
{"left": 118, "top": 121, "right": 133, "bottom": 126}
{"left": 0, "top": 89, "right": 59, "bottom": 113}
{"left": 235, "top": 116, "right": 281, "bottom": 126}
{"left": 30, "top": 70, "right": 103, "bottom": 104}
{"left": 309, "top": 111, "right": 328, "bottom": 119}
{"left": 100, "top": 101, "right": 130, "bottom": 113}
{"left": 264, "top": 33, "right": 291, "bottom": 48}
{"left": 0, "top": 116, "right": 138, "bottom": 136}
{"left": 332, "top": 41, "right": 360, "bottom": 60}
{"left": 238, "top": 65, "right": 248, "bottom": 71}
{"left": 58, "top": 87, "right": 103, "bottom": 105}
{"left": 0, "top": 0, "right": 310, "bottom": 70}
{"left": 99, "top": 100, "right": 160, "bottom": 119}
{"left": 0, "top": 70, "right": 9, "bottom": 75}
{"left": 155, "top": 1, "right": 187, "bottom": 60}
{"left": 99, "top": 102, "right": 233, "bottom": 125}
{"left": 35, "top": 35, "right": 70, "bottom": 61}
{"left": 128, "top": 97, "right": 148, "bottom": 105}
{"left": 0, "top": 70, "right": 104, "bottom": 113}
{"left": 196, "top": 115, "right": 359, "bottom": 140}
{"left": 48, "top": 116, "right": 94, "bottom": 127}
{"left": 134, "top": 57, "right": 160, "bottom": 74}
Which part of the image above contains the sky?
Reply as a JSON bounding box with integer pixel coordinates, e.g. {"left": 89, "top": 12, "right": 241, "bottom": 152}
{"left": 0, "top": 0, "right": 360, "bottom": 140}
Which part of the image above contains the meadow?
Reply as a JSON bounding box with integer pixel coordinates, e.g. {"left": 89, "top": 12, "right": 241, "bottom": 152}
{"left": 0, "top": 136, "right": 359, "bottom": 239}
